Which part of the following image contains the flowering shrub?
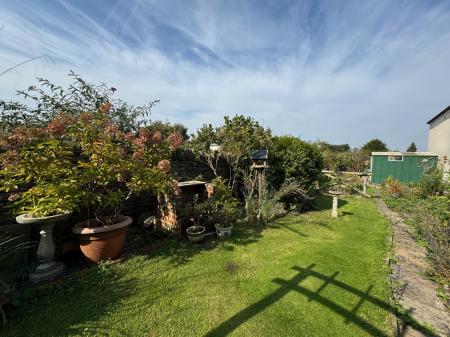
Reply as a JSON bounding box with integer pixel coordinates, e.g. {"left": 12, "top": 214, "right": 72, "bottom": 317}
{"left": 1, "top": 89, "right": 181, "bottom": 223}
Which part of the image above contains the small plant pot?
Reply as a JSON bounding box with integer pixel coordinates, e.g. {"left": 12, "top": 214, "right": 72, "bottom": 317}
{"left": 72, "top": 215, "right": 132, "bottom": 263}
{"left": 215, "top": 223, "right": 233, "bottom": 239}
{"left": 186, "top": 225, "right": 205, "bottom": 242}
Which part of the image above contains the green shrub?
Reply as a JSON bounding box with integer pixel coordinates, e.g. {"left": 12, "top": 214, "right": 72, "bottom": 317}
{"left": 268, "top": 136, "right": 323, "bottom": 190}
{"left": 384, "top": 189, "right": 450, "bottom": 282}
{"left": 416, "top": 168, "right": 448, "bottom": 197}
{"left": 193, "top": 177, "right": 241, "bottom": 228}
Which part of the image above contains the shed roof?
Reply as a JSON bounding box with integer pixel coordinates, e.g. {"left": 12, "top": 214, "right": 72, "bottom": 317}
{"left": 371, "top": 151, "right": 438, "bottom": 157}
{"left": 427, "top": 105, "right": 450, "bottom": 124}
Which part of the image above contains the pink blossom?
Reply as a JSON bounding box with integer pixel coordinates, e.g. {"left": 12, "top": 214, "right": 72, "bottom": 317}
{"left": 152, "top": 131, "right": 163, "bottom": 144}
{"left": 100, "top": 101, "right": 112, "bottom": 114}
{"left": 157, "top": 159, "right": 171, "bottom": 173}
{"left": 138, "top": 128, "right": 153, "bottom": 145}
{"left": 167, "top": 132, "right": 183, "bottom": 150}
{"left": 125, "top": 132, "right": 135, "bottom": 142}
{"left": 105, "top": 123, "right": 119, "bottom": 137}
{"left": 80, "top": 112, "right": 93, "bottom": 123}
{"left": 47, "top": 119, "right": 66, "bottom": 137}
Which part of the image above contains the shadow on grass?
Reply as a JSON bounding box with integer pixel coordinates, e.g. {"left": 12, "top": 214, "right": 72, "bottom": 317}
{"left": 126, "top": 220, "right": 267, "bottom": 266}
{"left": 4, "top": 264, "right": 218, "bottom": 337}
{"left": 307, "top": 194, "right": 348, "bottom": 212}
{"left": 204, "top": 264, "right": 438, "bottom": 337}
{"left": 131, "top": 194, "right": 350, "bottom": 266}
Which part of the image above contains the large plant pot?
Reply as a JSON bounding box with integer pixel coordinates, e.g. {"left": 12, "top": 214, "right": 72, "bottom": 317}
{"left": 186, "top": 225, "right": 205, "bottom": 242}
{"left": 16, "top": 212, "right": 71, "bottom": 283}
{"left": 72, "top": 215, "right": 132, "bottom": 263}
{"left": 215, "top": 223, "right": 233, "bottom": 239}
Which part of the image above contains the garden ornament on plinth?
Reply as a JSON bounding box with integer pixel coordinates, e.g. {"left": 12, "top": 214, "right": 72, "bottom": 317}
{"left": 16, "top": 213, "right": 71, "bottom": 283}
{"left": 328, "top": 190, "right": 342, "bottom": 218}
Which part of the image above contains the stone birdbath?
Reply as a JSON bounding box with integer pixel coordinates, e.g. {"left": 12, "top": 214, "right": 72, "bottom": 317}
{"left": 358, "top": 172, "right": 369, "bottom": 194}
{"left": 16, "top": 212, "right": 71, "bottom": 283}
{"left": 328, "top": 190, "right": 343, "bottom": 218}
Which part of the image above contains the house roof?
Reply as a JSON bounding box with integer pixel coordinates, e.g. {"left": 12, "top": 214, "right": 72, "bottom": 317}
{"left": 371, "top": 151, "right": 438, "bottom": 157}
{"left": 427, "top": 105, "right": 450, "bottom": 124}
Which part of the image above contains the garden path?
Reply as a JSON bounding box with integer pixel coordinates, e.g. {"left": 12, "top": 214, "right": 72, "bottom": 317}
{"left": 376, "top": 199, "right": 450, "bottom": 337}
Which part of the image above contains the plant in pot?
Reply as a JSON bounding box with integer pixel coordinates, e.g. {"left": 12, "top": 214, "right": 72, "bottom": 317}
{"left": 0, "top": 121, "right": 80, "bottom": 282}
{"left": 68, "top": 103, "right": 180, "bottom": 263}
{"left": 194, "top": 178, "right": 240, "bottom": 239}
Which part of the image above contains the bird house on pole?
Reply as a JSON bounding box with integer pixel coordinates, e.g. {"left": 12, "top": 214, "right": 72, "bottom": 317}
{"left": 251, "top": 150, "right": 269, "bottom": 222}
{"left": 251, "top": 150, "right": 269, "bottom": 169}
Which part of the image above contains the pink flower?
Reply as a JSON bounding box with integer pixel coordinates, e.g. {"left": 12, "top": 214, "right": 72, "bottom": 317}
{"left": 138, "top": 128, "right": 153, "bottom": 145}
{"left": 152, "top": 131, "right": 163, "bottom": 144}
{"left": 100, "top": 101, "right": 112, "bottom": 114}
{"left": 157, "top": 159, "right": 171, "bottom": 173}
{"left": 80, "top": 112, "right": 93, "bottom": 123}
{"left": 132, "top": 149, "right": 144, "bottom": 159}
{"left": 47, "top": 119, "right": 65, "bottom": 137}
{"left": 125, "top": 132, "right": 135, "bottom": 142}
{"left": 105, "top": 123, "right": 119, "bottom": 137}
{"left": 167, "top": 132, "right": 182, "bottom": 150}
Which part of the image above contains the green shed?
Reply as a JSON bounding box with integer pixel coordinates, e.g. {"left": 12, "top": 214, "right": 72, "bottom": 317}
{"left": 370, "top": 152, "right": 438, "bottom": 184}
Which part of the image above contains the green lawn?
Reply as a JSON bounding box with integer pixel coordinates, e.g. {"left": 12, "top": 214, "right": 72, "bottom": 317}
{"left": 3, "top": 196, "right": 395, "bottom": 337}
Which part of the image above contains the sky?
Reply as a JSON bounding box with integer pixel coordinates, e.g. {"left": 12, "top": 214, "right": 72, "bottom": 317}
{"left": 1, "top": 0, "right": 450, "bottom": 150}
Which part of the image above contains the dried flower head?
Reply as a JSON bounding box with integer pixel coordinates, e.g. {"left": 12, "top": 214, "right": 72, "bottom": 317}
{"left": 167, "top": 132, "right": 183, "bottom": 150}
{"left": 152, "top": 131, "right": 163, "bottom": 144}
{"left": 157, "top": 159, "right": 171, "bottom": 173}
{"left": 100, "top": 101, "right": 112, "bottom": 114}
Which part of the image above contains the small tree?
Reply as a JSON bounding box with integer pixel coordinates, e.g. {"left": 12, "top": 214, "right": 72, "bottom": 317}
{"left": 407, "top": 142, "right": 417, "bottom": 152}
{"left": 361, "top": 138, "right": 388, "bottom": 154}
{"left": 189, "top": 115, "right": 272, "bottom": 191}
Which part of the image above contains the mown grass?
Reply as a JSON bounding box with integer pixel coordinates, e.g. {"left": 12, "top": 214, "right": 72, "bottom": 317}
{"left": 2, "top": 195, "right": 395, "bottom": 337}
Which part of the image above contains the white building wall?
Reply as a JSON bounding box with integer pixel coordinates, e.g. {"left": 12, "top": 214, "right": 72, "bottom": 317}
{"left": 428, "top": 111, "right": 450, "bottom": 180}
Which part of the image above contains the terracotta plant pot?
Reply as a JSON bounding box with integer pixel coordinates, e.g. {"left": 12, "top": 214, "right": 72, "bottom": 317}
{"left": 186, "top": 225, "right": 205, "bottom": 242}
{"left": 72, "top": 215, "right": 132, "bottom": 263}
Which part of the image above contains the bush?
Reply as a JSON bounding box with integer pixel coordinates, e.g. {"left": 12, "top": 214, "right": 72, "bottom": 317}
{"left": 193, "top": 178, "right": 241, "bottom": 228}
{"left": 416, "top": 168, "right": 448, "bottom": 197}
{"left": 384, "top": 186, "right": 450, "bottom": 282}
{"left": 268, "top": 136, "right": 323, "bottom": 190}
{"left": 384, "top": 176, "right": 402, "bottom": 196}
{"left": 243, "top": 178, "right": 311, "bottom": 223}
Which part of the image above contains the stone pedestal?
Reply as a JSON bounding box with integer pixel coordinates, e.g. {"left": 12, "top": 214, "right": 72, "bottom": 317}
{"left": 30, "top": 223, "right": 64, "bottom": 283}
{"left": 332, "top": 196, "right": 339, "bottom": 218}
{"left": 328, "top": 191, "right": 342, "bottom": 218}
{"left": 16, "top": 213, "right": 70, "bottom": 283}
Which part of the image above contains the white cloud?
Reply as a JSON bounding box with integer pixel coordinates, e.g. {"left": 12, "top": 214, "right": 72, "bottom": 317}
{"left": 1, "top": 0, "right": 450, "bottom": 150}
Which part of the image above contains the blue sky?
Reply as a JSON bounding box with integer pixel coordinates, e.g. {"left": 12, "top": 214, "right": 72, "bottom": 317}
{"left": 1, "top": 0, "right": 450, "bottom": 150}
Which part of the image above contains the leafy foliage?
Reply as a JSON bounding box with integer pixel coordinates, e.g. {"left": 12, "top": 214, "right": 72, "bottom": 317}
{"left": 193, "top": 177, "right": 241, "bottom": 228}
{"left": 0, "top": 71, "right": 156, "bottom": 132}
{"left": 416, "top": 168, "right": 448, "bottom": 197}
{"left": 144, "top": 121, "right": 189, "bottom": 141}
{"left": 268, "top": 136, "right": 323, "bottom": 190}
{"left": 190, "top": 115, "right": 272, "bottom": 191}
{"left": 361, "top": 138, "right": 388, "bottom": 154}
{"left": 384, "top": 184, "right": 449, "bottom": 281}
{"left": 0, "top": 75, "right": 180, "bottom": 222}
{"left": 384, "top": 176, "right": 402, "bottom": 196}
